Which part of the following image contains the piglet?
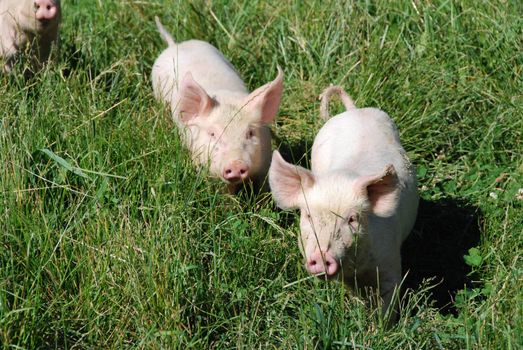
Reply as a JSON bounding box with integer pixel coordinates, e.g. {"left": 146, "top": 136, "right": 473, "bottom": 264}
{"left": 151, "top": 17, "right": 283, "bottom": 193}
{"left": 0, "top": 0, "right": 61, "bottom": 74}
{"left": 269, "top": 86, "right": 418, "bottom": 317}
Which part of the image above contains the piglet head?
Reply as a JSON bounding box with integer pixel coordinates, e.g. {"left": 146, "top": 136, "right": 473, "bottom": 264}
{"left": 33, "top": 0, "right": 59, "bottom": 22}
{"left": 17, "top": 0, "right": 61, "bottom": 33}
{"left": 269, "top": 151, "right": 399, "bottom": 279}
{"left": 177, "top": 69, "right": 283, "bottom": 189}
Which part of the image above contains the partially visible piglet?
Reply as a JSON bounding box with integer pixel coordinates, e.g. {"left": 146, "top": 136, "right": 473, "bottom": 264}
{"left": 151, "top": 17, "right": 283, "bottom": 193}
{"left": 269, "top": 86, "right": 418, "bottom": 317}
{"left": 0, "top": 0, "right": 61, "bottom": 74}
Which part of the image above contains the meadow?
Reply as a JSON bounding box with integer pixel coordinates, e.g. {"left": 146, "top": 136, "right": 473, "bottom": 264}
{"left": 1, "top": 0, "right": 521, "bottom": 348}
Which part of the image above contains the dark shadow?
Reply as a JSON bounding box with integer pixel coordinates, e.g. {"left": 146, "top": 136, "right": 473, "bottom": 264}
{"left": 401, "top": 198, "right": 482, "bottom": 315}
{"left": 60, "top": 41, "right": 107, "bottom": 91}
{"left": 273, "top": 132, "right": 312, "bottom": 170}
{"left": 61, "top": 40, "right": 86, "bottom": 78}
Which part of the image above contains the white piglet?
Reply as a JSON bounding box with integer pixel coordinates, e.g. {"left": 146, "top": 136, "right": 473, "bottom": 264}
{"left": 269, "top": 86, "right": 418, "bottom": 315}
{"left": 0, "top": 0, "right": 61, "bottom": 74}
{"left": 151, "top": 17, "right": 283, "bottom": 192}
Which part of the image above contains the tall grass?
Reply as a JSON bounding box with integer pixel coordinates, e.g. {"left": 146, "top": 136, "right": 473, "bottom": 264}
{"left": 1, "top": 0, "right": 521, "bottom": 348}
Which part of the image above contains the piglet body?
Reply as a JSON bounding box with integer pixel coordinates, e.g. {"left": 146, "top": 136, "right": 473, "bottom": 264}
{"left": 270, "top": 87, "right": 418, "bottom": 315}
{"left": 151, "top": 18, "right": 283, "bottom": 192}
{"left": 0, "top": 0, "right": 61, "bottom": 74}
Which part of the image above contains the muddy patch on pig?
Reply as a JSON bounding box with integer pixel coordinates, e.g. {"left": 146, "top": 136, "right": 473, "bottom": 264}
{"left": 401, "top": 198, "right": 482, "bottom": 315}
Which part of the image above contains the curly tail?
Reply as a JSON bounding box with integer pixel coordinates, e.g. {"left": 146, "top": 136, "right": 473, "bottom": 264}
{"left": 155, "top": 16, "right": 176, "bottom": 47}
{"left": 318, "top": 85, "right": 356, "bottom": 120}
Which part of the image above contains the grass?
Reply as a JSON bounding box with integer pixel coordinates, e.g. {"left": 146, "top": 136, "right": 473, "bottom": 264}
{"left": 1, "top": 0, "right": 522, "bottom": 348}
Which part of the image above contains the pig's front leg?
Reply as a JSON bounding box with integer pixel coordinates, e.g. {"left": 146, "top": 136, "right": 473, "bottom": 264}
{"left": 377, "top": 260, "right": 402, "bottom": 323}
{"left": 0, "top": 29, "right": 18, "bottom": 73}
{"left": 227, "top": 183, "right": 240, "bottom": 194}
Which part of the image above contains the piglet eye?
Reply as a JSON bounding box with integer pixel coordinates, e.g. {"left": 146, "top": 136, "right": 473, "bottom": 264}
{"left": 246, "top": 130, "right": 254, "bottom": 139}
{"left": 209, "top": 131, "right": 216, "bottom": 138}
{"left": 346, "top": 216, "right": 358, "bottom": 233}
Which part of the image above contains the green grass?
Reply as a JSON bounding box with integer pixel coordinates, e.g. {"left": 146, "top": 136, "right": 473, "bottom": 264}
{"left": 1, "top": 0, "right": 522, "bottom": 348}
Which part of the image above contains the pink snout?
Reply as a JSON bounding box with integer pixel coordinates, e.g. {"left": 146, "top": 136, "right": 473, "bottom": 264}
{"left": 306, "top": 250, "right": 339, "bottom": 277}
{"left": 34, "top": 0, "right": 58, "bottom": 21}
{"left": 223, "top": 161, "right": 249, "bottom": 183}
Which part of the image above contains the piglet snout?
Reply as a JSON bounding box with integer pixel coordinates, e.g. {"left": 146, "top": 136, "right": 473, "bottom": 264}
{"left": 34, "top": 0, "right": 58, "bottom": 21}
{"left": 223, "top": 161, "right": 249, "bottom": 183}
{"left": 306, "top": 250, "right": 339, "bottom": 277}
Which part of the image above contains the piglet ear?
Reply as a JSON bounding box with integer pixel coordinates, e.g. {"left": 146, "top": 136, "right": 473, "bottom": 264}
{"left": 269, "top": 150, "right": 314, "bottom": 209}
{"left": 244, "top": 67, "right": 284, "bottom": 124}
{"left": 178, "top": 72, "right": 215, "bottom": 123}
{"left": 354, "top": 164, "right": 400, "bottom": 217}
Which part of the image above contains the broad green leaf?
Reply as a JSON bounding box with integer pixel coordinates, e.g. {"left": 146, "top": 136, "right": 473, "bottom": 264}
{"left": 40, "top": 148, "right": 89, "bottom": 179}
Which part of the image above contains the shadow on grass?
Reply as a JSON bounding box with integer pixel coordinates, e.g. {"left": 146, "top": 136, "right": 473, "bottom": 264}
{"left": 61, "top": 41, "right": 86, "bottom": 78}
{"left": 273, "top": 133, "right": 313, "bottom": 170}
{"left": 61, "top": 41, "right": 111, "bottom": 91}
{"left": 401, "top": 198, "right": 482, "bottom": 315}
